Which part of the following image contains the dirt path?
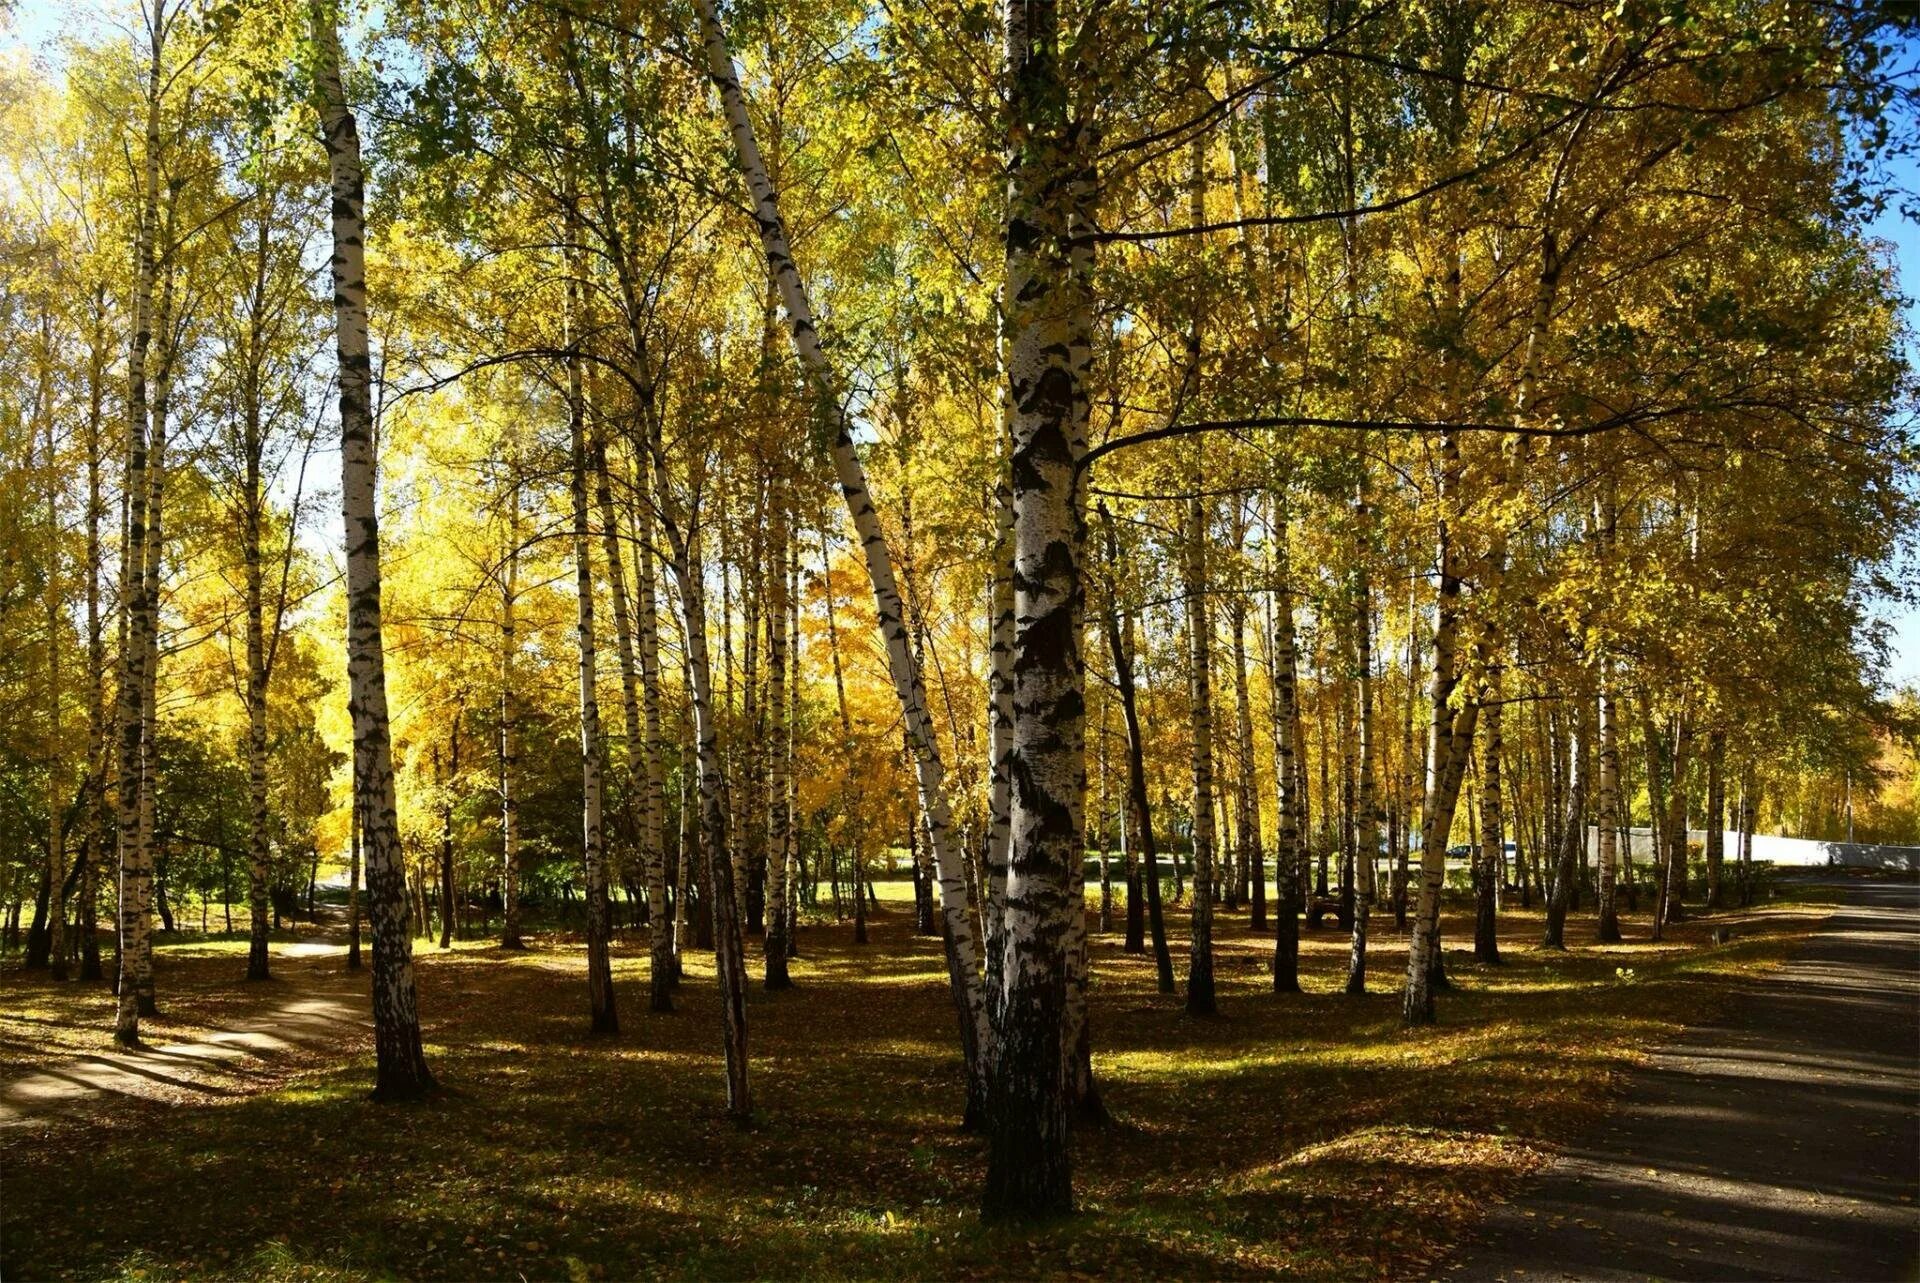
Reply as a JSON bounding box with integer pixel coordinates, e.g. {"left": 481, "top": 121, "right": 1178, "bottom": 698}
{"left": 0, "top": 921, "right": 369, "bottom": 1130}
{"left": 1448, "top": 878, "right": 1920, "bottom": 1282}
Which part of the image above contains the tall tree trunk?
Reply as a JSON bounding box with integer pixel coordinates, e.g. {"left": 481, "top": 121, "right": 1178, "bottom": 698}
{"left": 1101, "top": 510, "right": 1175, "bottom": 994}
{"left": 79, "top": 299, "right": 107, "bottom": 982}
{"left": 567, "top": 253, "right": 618, "bottom": 1036}
{"left": 1737, "top": 767, "right": 1756, "bottom": 907}
{"left": 633, "top": 458, "right": 673, "bottom": 1004}
{"left": 1231, "top": 583, "right": 1264, "bottom": 933}
{"left": 436, "top": 738, "right": 457, "bottom": 951}
{"left": 1704, "top": 729, "right": 1725, "bottom": 911}
{"left": 1543, "top": 691, "right": 1589, "bottom": 949}
{"left": 1660, "top": 713, "right": 1691, "bottom": 931}
{"left": 591, "top": 424, "right": 648, "bottom": 953}
{"left": 1474, "top": 664, "right": 1504, "bottom": 964}
{"left": 243, "top": 388, "right": 272, "bottom": 979}
{"left": 348, "top": 793, "right": 363, "bottom": 969}
{"left": 979, "top": 0, "right": 1091, "bottom": 1213}
{"left": 112, "top": 9, "right": 165, "bottom": 1042}
{"left": 820, "top": 533, "right": 867, "bottom": 949}
{"left": 37, "top": 341, "right": 69, "bottom": 982}
{"left": 1184, "top": 490, "right": 1217, "bottom": 1017}
{"left": 693, "top": 0, "right": 990, "bottom": 1125}
{"left": 650, "top": 479, "right": 751, "bottom": 1117}
{"left": 1595, "top": 665, "right": 1622, "bottom": 942}
{"left": 764, "top": 484, "right": 793, "bottom": 988}
{"left": 1404, "top": 429, "right": 1478, "bottom": 1027}
{"left": 1347, "top": 486, "right": 1378, "bottom": 994}
{"left": 313, "top": 0, "right": 432, "bottom": 1096}
{"left": 1266, "top": 494, "right": 1303, "bottom": 993}
{"left": 499, "top": 480, "right": 525, "bottom": 950}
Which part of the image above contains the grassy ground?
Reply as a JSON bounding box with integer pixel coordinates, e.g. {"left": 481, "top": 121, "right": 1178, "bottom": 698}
{"left": 0, "top": 882, "right": 1828, "bottom": 1281}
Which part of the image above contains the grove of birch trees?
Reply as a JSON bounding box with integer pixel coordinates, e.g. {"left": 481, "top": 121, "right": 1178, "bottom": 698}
{"left": 0, "top": 0, "right": 1914, "bottom": 1221}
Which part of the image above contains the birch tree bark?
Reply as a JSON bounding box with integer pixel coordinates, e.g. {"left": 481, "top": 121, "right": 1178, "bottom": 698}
{"left": 1595, "top": 664, "right": 1623, "bottom": 942}
{"left": 312, "top": 0, "right": 432, "bottom": 1096}
{"left": 1267, "top": 493, "right": 1303, "bottom": 993}
{"left": 1404, "top": 429, "right": 1479, "bottom": 1027}
{"left": 112, "top": 4, "right": 166, "bottom": 1043}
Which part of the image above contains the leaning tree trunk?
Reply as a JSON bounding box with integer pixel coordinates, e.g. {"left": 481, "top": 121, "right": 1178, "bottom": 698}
{"left": 693, "top": 0, "right": 990, "bottom": 1124}
{"left": 313, "top": 0, "right": 432, "bottom": 1097}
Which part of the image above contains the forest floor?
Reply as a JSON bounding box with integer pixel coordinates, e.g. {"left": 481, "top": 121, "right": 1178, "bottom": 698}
{"left": 0, "top": 879, "right": 1846, "bottom": 1281}
{"left": 1447, "top": 875, "right": 1920, "bottom": 1283}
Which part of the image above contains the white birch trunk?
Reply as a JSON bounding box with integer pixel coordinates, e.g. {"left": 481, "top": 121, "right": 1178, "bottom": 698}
{"left": 312, "top": 0, "right": 432, "bottom": 1095}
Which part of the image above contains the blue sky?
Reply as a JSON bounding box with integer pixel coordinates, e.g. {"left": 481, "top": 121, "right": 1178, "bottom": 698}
{"left": 1864, "top": 148, "right": 1920, "bottom": 694}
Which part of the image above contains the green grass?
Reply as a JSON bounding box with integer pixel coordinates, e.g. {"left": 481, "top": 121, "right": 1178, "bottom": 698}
{"left": 0, "top": 888, "right": 1830, "bottom": 1281}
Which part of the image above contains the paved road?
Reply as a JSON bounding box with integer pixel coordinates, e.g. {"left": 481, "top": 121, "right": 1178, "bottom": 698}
{"left": 1451, "top": 879, "right": 1920, "bottom": 1282}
